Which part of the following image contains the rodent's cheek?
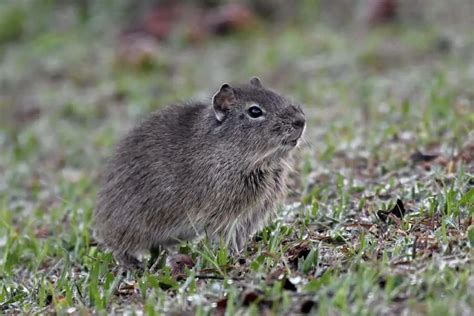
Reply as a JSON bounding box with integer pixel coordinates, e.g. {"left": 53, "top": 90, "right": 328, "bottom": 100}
{"left": 268, "top": 136, "right": 282, "bottom": 148}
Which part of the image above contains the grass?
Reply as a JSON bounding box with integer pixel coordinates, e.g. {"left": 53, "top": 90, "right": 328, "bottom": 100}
{"left": 0, "top": 1, "right": 473, "bottom": 315}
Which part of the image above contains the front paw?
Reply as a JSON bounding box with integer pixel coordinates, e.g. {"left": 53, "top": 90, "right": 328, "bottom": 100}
{"left": 229, "top": 234, "right": 248, "bottom": 256}
{"left": 114, "top": 252, "right": 144, "bottom": 271}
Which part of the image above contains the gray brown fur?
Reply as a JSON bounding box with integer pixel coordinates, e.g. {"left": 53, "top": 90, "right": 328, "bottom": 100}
{"left": 93, "top": 78, "right": 305, "bottom": 267}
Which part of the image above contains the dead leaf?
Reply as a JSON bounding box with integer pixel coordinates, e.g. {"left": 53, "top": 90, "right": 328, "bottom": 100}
{"left": 242, "top": 290, "right": 261, "bottom": 306}
{"left": 34, "top": 227, "right": 50, "bottom": 238}
{"left": 343, "top": 222, "right": 374, "bottom": 229}
{"left": 365, "top": 0, "right": 398, "bottom": 26}
{"left": 117, "top": 280, "right": 138, "bottom": 296}
{"left": 214, "top": 297, "right": 227, "bottom": 316}
{"left": 167, "top": 254, "right": 195, "bottom": 280}
{"left": 457, "top": 143, "right": 474, "bottom": 164}
{"left": 205, "top": 3, "right": 256, "bottom": 35}
{"left": 142, "top": 3, "right": 185, "bottom": 40}
{"left": 126, "top": 3, "right": 257, "bottom": 45}
{"left": 287, "top": 241, "right": 311, "bottom": 264}
{"left": 266, "top": 267, "right": 286, "bottom": 283}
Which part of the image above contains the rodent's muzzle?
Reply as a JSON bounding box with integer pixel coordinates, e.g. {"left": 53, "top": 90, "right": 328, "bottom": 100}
{"left": 285, "top": 111, "right": 306, "bottom": 147}
{"left": 292, "top": 115, "right": 305, "bottom": 130}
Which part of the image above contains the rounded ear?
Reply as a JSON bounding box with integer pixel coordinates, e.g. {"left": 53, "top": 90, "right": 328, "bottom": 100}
{"left": 250, "top": 77, "right": 263, "bottom": 88}
{"left": 212, "top": 83, "right": 236, "bottom": 122}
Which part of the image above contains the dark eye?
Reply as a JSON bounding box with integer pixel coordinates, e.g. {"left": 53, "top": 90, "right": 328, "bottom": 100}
{"left": 247, "top": 105, "right": 263, "bottom": 118}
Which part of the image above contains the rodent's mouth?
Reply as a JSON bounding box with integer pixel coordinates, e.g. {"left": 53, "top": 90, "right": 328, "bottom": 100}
{"left": 282, "top": 138, "right": 299, "bottom": 148}
{"left": 288, "top": 139, "right": 298, "bottom": 147}
{"left": 283, "top": 128, "right": 304, "bottom": 148}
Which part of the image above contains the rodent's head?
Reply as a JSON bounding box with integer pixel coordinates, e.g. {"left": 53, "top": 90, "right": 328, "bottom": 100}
{"left": 211, "top": 77, "right": 305, "bottom": 163}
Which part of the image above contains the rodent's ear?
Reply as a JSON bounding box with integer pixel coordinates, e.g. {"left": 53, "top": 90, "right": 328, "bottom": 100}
{"left": 250, "top": 77, "right": 263, "bottom": 88}
{"left": 212, "top": 83, "right": 236, "bottom": 122}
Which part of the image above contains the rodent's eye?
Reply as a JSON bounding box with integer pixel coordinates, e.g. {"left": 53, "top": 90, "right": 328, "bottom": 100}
{"left": 247, "top": 105, "right": 263, "bottom": 118}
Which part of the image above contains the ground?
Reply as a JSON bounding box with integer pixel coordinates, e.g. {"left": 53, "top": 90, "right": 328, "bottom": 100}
{"left": 0, "top": 1, "right": 473, "bottom": 315}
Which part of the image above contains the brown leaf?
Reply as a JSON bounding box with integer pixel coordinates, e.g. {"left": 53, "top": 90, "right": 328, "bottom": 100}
{"left": 242, "top": 290, "right": 261, "bottom": 306}
{"left": 128, "top": 3, "right": 257, "bottom": 45}
{"left": 457, "top": 143, "right": 474, "bottom": 164}
{"left": 117, "top": 280, "right": 138, "bottom": 296}
{"left": 167, "top": 254, "right": 195, "bottom": 280}
{"left": 214, "top": 298, "right": 227, "bottom": 316}
{"left": 205, "top": 4, "right": 257, "bottom": 35}
{"left": 366, "top": 0, "right": 398, "bottom": 26}
{"left": 343, "top": 222, "right": 374, "bottom": 229}
{"left": 34, "top": 227, "right": 51, "bottom": 239}
{"left": 266, "top": 266, "right": 286, "bottom": 282}
{"left": 287, "top": 240, "right": 311, "bottom": 264}
{"left": 143, "top": 3, "right": 185, "bottom": 40}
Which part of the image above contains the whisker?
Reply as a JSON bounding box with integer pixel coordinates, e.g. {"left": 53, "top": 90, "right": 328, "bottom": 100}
{"left": 282, "top": 158, "right": 295, "bottom": 172}
{"left": 299, "top": 135, "right": 314, "bottom": 150}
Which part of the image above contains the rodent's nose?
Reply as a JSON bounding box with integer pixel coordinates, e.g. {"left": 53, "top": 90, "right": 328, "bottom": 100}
{"left": 292, "top": 116, "right": 306, "bottom": 129}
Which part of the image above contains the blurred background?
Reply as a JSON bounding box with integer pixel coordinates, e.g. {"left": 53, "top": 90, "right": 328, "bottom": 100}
{"left": 0, "top": 0, "right": 473, "bottom": 214}
{"left": 1, "top": 1, "right": 473, "bottom": 314}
